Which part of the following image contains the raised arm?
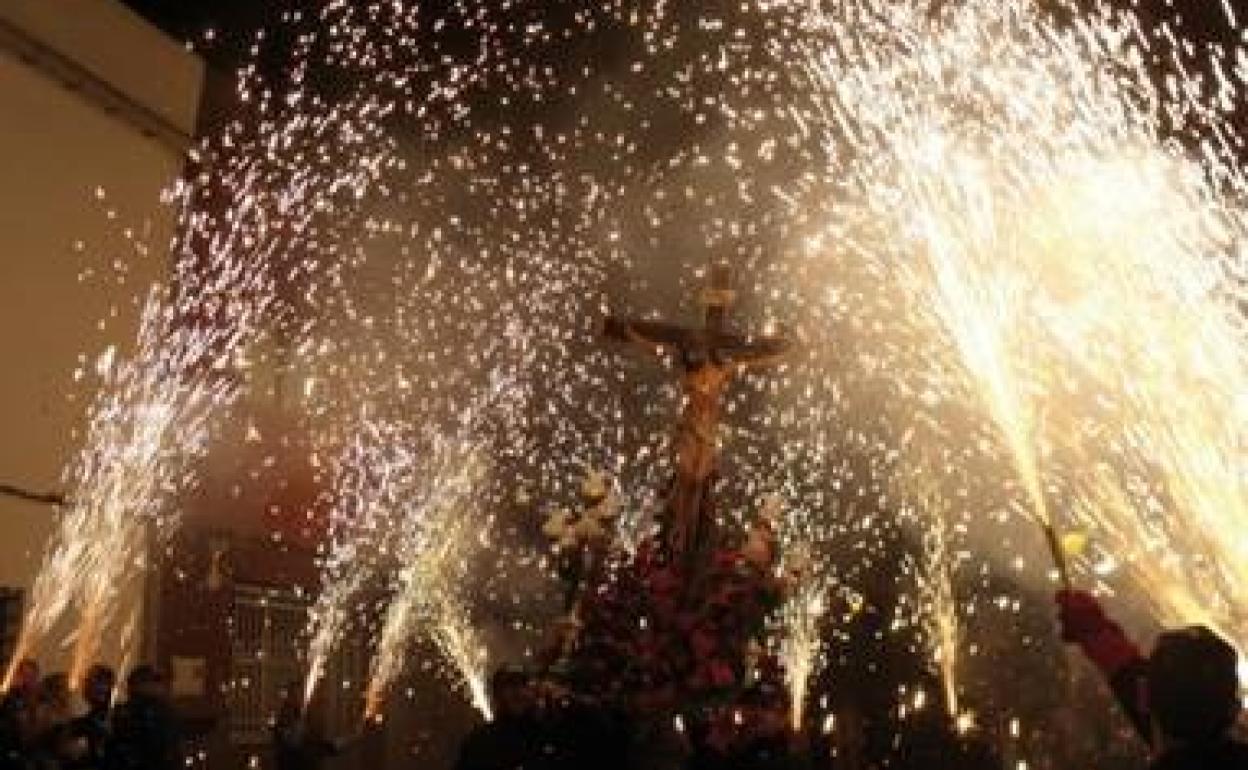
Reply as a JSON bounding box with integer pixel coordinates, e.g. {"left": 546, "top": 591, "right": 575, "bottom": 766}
{"left": 1056, "top": 590, "right": 1151, "bottom": 742}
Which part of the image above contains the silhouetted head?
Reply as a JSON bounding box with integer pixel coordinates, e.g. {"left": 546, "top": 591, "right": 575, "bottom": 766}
{"left": 40, "top": 673, "right": 69, "bottom": 705}
{"left": 126, "top": 665, "right": 165, "bottom": 702}
{"left": 82, "top": 665, "right": 116, "bottom": 711}
{"left": 280, "top": 680, "right": 303, "bottom": 710}
{"left": 299, "top": 682, "right": 334, "bottom": 734}
{"left": 489, "top": 667, "right": 533, "bottom": 720}
{"left": 10, "top": 659, "right": 39, "bottom": 695}
{"left": 1149, "top": 626, "right": 1240, "bottom": 746}
{"left": 953, "top": 735, "right": 1004, "bottom": 770}
{"left": 738, "top": 682, "right": 789, "bottom": 738}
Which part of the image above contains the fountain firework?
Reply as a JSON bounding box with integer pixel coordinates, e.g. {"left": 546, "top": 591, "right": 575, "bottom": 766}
{"left": 796, "top": 0, "right": 1248, "bottom": 654}
{"left": 306, "top": 356, "right": 524, "bottom": 716}
{"left": 5, "top": 1, "right": 415, "bottom": 682}
{"left": 303, "top": 412, "right": 409, "bottom": 706}
{"left": 8, "top": 222, "right": 274, "bottom": 685}
{"left": 910, "top": 484, "right": 964, "bottom": 722}
{"left": 26, "top": 294, "right": 233, "bottom": 686}
{"left": 765, "top": 496, "right": 829, "bottom": 732}
{"left": 777, "top": 573, "right": 828, "bottom": 732}
{"left": 363, "top": 432, "right": 492, "bottom": 720}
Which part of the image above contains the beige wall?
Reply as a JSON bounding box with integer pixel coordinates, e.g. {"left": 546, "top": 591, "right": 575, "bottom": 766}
{"left": 0, "top": 0, "right": 202, "bottom": 673}
{"left": 1, "top": 0, "right": 202, "bottom": 135}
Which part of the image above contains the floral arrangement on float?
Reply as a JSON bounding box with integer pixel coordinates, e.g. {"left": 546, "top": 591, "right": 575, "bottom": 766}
{"left": 541, "top": 469, "right": 788, "bottom": 715}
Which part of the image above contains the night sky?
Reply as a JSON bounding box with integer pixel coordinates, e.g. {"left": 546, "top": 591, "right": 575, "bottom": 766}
{"left": 123, "top": 0, "right": 1238, "bottom": 66}
{"left": 120, "top": 0, "right": 276, "bottom": 71}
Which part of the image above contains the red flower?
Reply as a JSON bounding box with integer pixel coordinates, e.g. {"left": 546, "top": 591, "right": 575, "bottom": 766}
{"left": 690, "top": 630, "right": 717, "bottom": 658}
{"left": 712, "top": 660, "right": 737, "bottom": 687}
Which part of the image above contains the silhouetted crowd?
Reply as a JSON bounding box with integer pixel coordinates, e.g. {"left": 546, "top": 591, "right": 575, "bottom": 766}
{"left": 8, "top": 588, "right": 1248, "bottom": 770}
{"left": 451, "top": 592, "right": 1248, "bottom": 770}
{"left": 450, "top": 669, "right": 1007, "bottom": 770}
{"left": 0, "top": 662, "right": 178, "bottom": 770}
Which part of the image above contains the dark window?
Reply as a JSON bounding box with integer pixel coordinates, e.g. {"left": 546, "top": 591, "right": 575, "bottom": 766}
{"left": 0, "top": 588, "right": 23, "bottom": 667}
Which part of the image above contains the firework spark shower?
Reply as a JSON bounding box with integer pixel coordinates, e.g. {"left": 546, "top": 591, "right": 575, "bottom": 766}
{"left": 6, "top": 3, "right": 402, "bottom": 684}
{"left": 794, "top": 0, "right": 1248, "bottom": 655}
{"left": 6, "top": 0, "right": 1248, "bottom": 764}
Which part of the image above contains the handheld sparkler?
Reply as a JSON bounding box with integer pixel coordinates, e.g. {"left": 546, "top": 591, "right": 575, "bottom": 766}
{"left": 1042, "top": 521, "right": 1072, "bottom": 591}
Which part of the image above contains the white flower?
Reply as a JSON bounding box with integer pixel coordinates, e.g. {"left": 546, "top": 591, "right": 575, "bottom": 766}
{"left": 742, "top": 524, "right": 775, "bottom": 568}
{"left": 759, "top": 495, "right": 784, "bottom": 524}
{"left": 574, "top": 516, "right": 607, "bottom": 543}
{"left": 543, "top": 509, "right": 572, "bottom": 540}
{"left": 581, "top": 469, "right": 609, "bottom": 500}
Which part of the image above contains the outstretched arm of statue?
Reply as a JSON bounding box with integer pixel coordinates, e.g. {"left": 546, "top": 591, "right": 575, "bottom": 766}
{"left": 717, "top": 332, "right": 792, "bottom": 370}
{"left": 603, "top": 317, "right": 691, "bottom": 357}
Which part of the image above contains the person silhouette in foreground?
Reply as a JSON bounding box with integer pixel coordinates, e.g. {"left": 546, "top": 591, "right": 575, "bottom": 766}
{"left": 31, "top": 673, "right": 73, "bottom": 769}
{"left": 110, "top": 666, "right": 179, "bottom": 770}
{"left": 273, "top": 682, "right": 367, "bottom": 770}
{"left": 890, "top": 693, "right": 1002, "bottom": 770}
{"left": 1, "top": 659, "right": 41, "bottom": 769}
{"left": 728, "top": 688, "right": 810, "bottom": 770}
{"left": 453, "top": 668, "right": 543, "bottom": 770}
{"left": 1057, "top": 590, "right": 1248, "bottom": 769}
{"left": 64, "top": 665, "right": 116, "bottom": 770}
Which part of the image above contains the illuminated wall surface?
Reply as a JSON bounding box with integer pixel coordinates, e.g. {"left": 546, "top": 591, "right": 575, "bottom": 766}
{"left": 0, "top": 0, "right": 202, "bottom": 672}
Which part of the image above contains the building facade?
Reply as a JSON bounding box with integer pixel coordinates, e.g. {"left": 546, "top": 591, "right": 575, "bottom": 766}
{"left": 0, "top": 0, "right": 203, "bottom": 673}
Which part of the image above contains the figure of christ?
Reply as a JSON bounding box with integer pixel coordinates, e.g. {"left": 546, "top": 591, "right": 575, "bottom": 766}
{"left": 604, "top": 266, "right": 790, "bottom": 567}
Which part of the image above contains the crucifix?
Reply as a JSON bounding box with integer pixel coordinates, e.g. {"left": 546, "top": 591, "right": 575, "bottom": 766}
{"left": 604, "top": 263, "right": 791, "bottom": 568}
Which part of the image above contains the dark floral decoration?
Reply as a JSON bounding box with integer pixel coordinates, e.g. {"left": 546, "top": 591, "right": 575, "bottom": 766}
{"left": 559, "top": 533, "right": 786, "bottom": 714}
